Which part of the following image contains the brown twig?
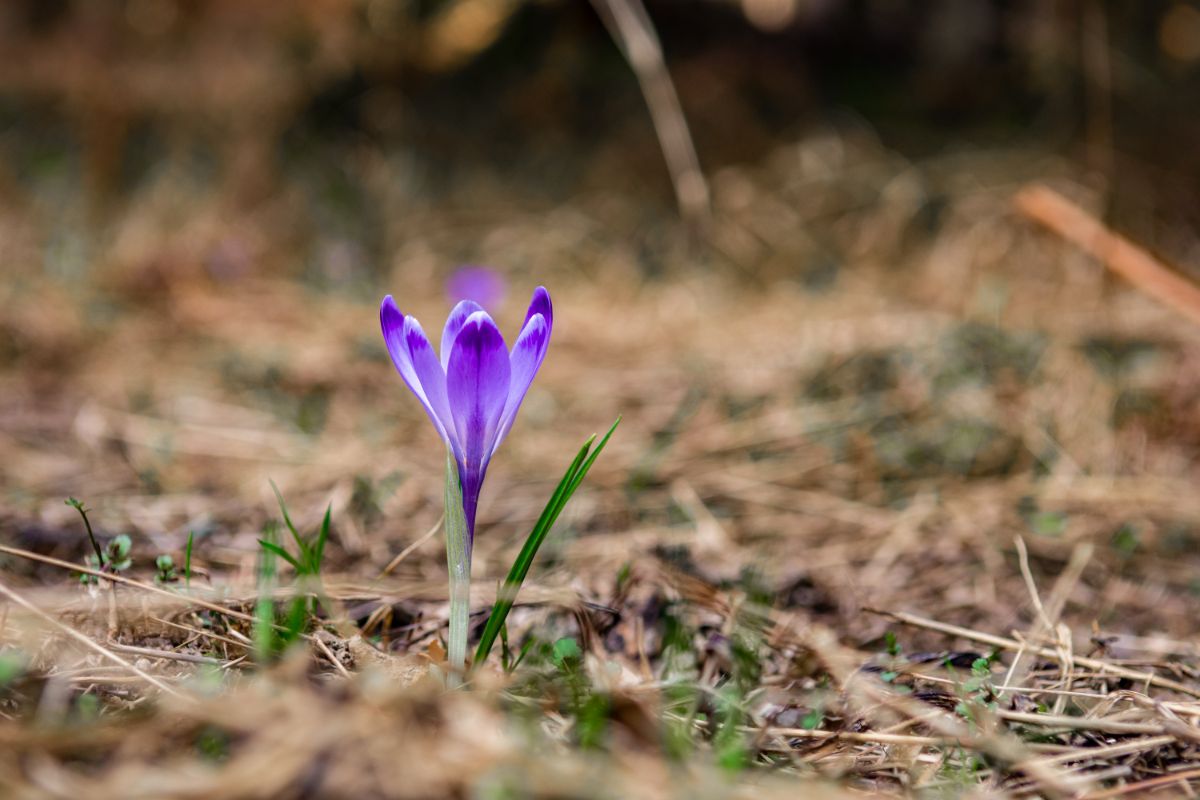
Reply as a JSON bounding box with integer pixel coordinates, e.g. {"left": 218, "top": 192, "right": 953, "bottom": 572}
{"left": 1015, "top": 184, "right": 1200, "bottom": 325}
{"left": 0, "top": 544, "right": 339, "bottom": 651}
{"left": 106, "top": 641, "right": 226, "bottom": 667}
{"left": 312, "top": 634, "right": 352, "bottom": 680}
{"left": 763, "top": 726, "right": 1066, "bottom": 753}
{"left": 0, "top": 543, "right": 261, "bottom": 625}
{"left": 870, "top": 607, "right": 1200, "bottom": 699}
{"left": 1032, "top": 735, "right": 1178, "bottom": 768}
{"left": 149, "top": 615, "right": 251, "bottom": 651}
{"left": 1013, "top": 536, "right": 1074, "bottom": 715}
{"left": 1081, "top": 767, "right": 1200, "bottom": 799}
{"left": 0, "top": 577, "right": 185, "bottom": 698}
{"left": 998, "top": 710, "right": 1168, "bottom": 735}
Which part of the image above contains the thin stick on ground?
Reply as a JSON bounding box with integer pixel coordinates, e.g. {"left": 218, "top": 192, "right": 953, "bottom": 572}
{"left": 1029, "top": 734, "right": 1178, "bottom": 767}
{"left": 150, "top": 615, "right": 251, "bottom": 652}
{"left": 0, "top": 577, "right": 185, "bottom": 698}
{"left": 760, "top": 726, "right": 1067, "bottom": 751}
{"left": 0, "top": 543, "right": 261, "bottom": 625}
{"left": 869, "top": 607, "right": 1200, "bottom": 699}
{"left": 0, "top": 543, "right": 336, "bottom": 650}
{"left": 312, "top": 633, "right": 352, "bottom": 679}
{"left": 1082, "top": 767, "right": 1200, "bottom": 799}
{"left": 997, "top": 710, "right": 1170, "bottom": 735}
{"left": 105, "top": 642, "right": 227, "bottom": 666}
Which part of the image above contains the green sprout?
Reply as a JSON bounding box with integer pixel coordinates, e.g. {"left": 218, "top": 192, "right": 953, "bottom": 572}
{"left": 253, "top": 484, "right": 333, "bottom": 660}
{"left": 82, "top": 538, "right": 133, "bottom": 582}
{"left": 66, "top": 497, "right": 133, "bottom": 583}
{"left": 155, "top": 554, "right": 177, "bottom": 584}
{"left": 66, "top": 496, "right": 103, "bottom": 570}
{"left": 258, "top": 481, "right": 331, "bottom": 585}
{"left": 499, "top": 623, "right": 535, "bottom": 673}
{"left": 952, "top": 653, "right": 1000, "bottom": 722}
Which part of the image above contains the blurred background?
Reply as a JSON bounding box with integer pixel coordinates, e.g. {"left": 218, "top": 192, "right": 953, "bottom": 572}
{"left": 2, "top": 0, "right": 1200, "bottom": 640}
{"left": 2, "top": 0, "right": 1199, "bottom": 282}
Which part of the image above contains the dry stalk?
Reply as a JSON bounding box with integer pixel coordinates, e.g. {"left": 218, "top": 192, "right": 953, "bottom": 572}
{"left": 589, "top": 0, "right": 711, "bottom": 226}
{"left": 0, "top": 578, "right": 184, "bottom": 698}
{"left": 871, "top": 608, "right": 1200, "bottom": 699}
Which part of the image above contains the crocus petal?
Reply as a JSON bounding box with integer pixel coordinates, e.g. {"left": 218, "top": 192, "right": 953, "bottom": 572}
{"left": 524, "top": 286, "right": 553, "bottom": 332}
{"left": 440, "top": 300, "right": 485, "bottom": 371}
{"left": 380, "top": 296, "right": 452, "bottom": 444}
{"left": 402, "top": 315, "right": 458, "bottom": 454}
{"left": 492, "top": 312, "right": 550, "bottom": 455}
{"left": 446, "top": 311, "right": 511, "bottom": 474}
{"left": 381, "top": 296, "right": 417, "bottom": 389}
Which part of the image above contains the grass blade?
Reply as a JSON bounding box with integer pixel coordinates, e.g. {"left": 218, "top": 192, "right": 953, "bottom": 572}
{"left": 257, "top": 540, "right": 301, "bottom": 571}
{"left": 254, "top": 523, "right": 280, "bottom": 661}
{"left": 269, "top": 479, "right": 304, "bottom": 552}
{"left": 314, "top": 505, "right": 331, "bottom": 574}
{"left": 473, "top": 417, "right": 620, "bottom": 667}
{"left": 184, "top": 531, "right": 194, "bottom": 589}
{"left": 566, "top": 416, "right": 621, "bottom": 497}
{"left": 472, "top": 441, "right": 593, "bottom": 666}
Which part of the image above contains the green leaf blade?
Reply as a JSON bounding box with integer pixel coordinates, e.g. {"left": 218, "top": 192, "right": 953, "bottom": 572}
{"left": 473, "top": 417, "right": 619, "bottom": 667}
{"left": 257, "top": 540, "right": 301, "bottom": 571}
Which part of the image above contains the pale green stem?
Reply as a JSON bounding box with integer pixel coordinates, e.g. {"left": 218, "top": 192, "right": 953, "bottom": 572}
{"left": 443, "top": 449, "right": 471, "bottom": 686}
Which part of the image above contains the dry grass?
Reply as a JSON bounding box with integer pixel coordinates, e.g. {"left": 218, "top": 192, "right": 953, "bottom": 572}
{"left": 1, "top": 125, "right": 1200, "bottom": 798}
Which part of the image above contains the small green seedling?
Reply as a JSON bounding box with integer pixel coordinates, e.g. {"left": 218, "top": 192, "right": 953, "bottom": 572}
{"left": 953, "top": 654, "right": 1000, "bottom": 722}
{"left": 155, "top": 554, "right": 177, "bottom": 584}
{"left": 81, "top": 537, "right": 133, "bottom": 583}
{"left": 258, "top": 481, "right": 331, "bottom": 584}
{"left": 0, "top": 650, "right": 25, "bottom": 687}
{"left": 714, "top": 687, "right": 749, "bottom": 773}
{"left": 66, "top": 496, "right": 102, "bottom": 563}
{"left": 67, "top": 497, "right": 133, "bottom": 583}
{"left": 253, "top": 485, "right": 334, "bottom": 660}
{"left": 499, "top": 623, "right": 535, "bottom": 673}
{"left": 551, "top": 636, "right": 581, "bottom": 669}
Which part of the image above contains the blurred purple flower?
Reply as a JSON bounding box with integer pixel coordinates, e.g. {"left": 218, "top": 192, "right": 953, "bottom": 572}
{"left": 380, "top": 287, "right": 553, "bottom": 541}
{"left": 447, "top": 266, "right": 507, "bottom": 310}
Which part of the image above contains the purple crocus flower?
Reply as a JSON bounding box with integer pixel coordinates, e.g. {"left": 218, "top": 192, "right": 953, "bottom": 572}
{"left": 380, "top": 287, "right": 553, "bottom": 541}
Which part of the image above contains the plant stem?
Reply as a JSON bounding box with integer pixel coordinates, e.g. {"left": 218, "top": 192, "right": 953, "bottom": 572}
{"left": 443, "top": 450, "right": 471, "bottom": 685}
{"left": 445, "top": 537, "right": 470, "bottom": 684}
{"left": 67, "top": 498, "right": 105, "bottom": 570}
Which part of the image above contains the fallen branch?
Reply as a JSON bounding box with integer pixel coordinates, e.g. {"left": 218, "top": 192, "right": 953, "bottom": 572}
{"left": 1015, "top": 184, "right": 1200, "bottom": 326}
